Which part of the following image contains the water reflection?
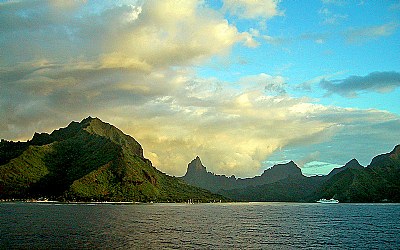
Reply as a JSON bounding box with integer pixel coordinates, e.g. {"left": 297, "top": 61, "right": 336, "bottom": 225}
{"left": 1, "top": 202, "right": 399, "bottom": 249}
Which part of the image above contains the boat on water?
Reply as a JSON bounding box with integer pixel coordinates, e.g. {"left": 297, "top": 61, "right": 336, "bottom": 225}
{"left": 317, "top": 198, "right": 339, "bottom": 204}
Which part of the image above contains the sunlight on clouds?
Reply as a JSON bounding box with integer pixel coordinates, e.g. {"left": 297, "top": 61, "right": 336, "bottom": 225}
{"left": 1, "top": 0, "right": 399, "bottom": 178}
{"left": 113, "top": 83, "right": 339, "bottom": 177}
{"left": 99, "top": 53, "right": 152, "bottom": 72}
{"left": 112, "top": 0, "right": 253, "bottom": 68}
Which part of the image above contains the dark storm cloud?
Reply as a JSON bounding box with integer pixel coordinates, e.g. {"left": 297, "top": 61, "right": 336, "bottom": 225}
{"left": 320, "top": 71, "right": 400, "bottom": 97}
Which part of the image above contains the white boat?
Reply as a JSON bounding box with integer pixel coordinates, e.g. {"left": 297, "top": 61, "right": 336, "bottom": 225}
{"left": 317, "top": 198, "right": 339, "bottom": 204}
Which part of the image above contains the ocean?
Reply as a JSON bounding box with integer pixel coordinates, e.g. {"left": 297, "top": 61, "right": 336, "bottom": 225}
{"left": 1, "top": 202, "right": 399, "bottom": 249}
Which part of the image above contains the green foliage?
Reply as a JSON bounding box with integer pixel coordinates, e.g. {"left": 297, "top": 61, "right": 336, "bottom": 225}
{"left": 221, "top": 176, "right": 325, "bottom": 202}
{"left": 0, "top": 140, "right": 29, "bottom": 165}
{"left": 0, "top": 117, "right": 225, "bottom": 202}
{"left": 0, "top": 145, "right": 51, "bottom": 197}
{"left": 311, "top": 149, "right": 400, "bottom": 203}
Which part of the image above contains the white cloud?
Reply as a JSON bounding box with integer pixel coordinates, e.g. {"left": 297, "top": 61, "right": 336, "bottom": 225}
{"left": 1, "top": 0, "right": 253, "bottom": 68}
{"left": 301, "top": 161, "right": 342, "bottom": 176}
{"left": 344, "top": 23, "right": 399, "bottom": 43}
{"left": 2, "top": 59, "right": 399, "bottom": 178}
{"left": 318, "top": 7, "right": 348, "bottom": 25}
{"left": 1, "top": 0, "right": 399, "bottom": 178}
{"left": 237, "top": 73, "right": 287, "bottom": 95}
{"left": 223, "top": 0, "right": 282, "bottom": 20}
{"left": 263, "top": 35, "right": 287, "bottom": 45}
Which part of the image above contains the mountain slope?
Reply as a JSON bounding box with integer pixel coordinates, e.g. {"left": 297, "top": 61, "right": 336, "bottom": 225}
{"left": 220, "top": 175, "right": 326, "bottom": 202}
{"left": 182, "top": 157, "right": 237, "bottom": 192}
{"left": 327, "top": 159, "right": 364, "bottom": 178}
{"left": 310, "top": 145, "right": 400, "bottom": 202}
{"left": 0, "top": 117, "right": 225, "bottom": 202}
{"left": 182, "top": 146, "right": 400, "bottom": 202}
{"left": 182, "top": 157, "right": 316, "bottom": 196}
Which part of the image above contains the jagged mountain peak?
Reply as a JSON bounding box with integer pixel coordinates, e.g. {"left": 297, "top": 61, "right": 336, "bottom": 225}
{"left": 344, "top": 158, "right": 363, "bottom": 169}
{"left": 327, "top": 158, "right": 363, "bottom": 177}
{"left": 82, "top": 117, "right": 143, "bottom": 157}
{"left": 80, "top": 116, "right": 97, "bottom": 123}
{"left": 186, "top": 156, "right": 207, "bottom": 175}
{"left": 29, "top": 117, "right": 144, "bottom": 158}
{"left": 47, "top": 116, "right": 144, "bottom": 158}
{"left": 261, "top": 161, "right": 301, "bottom": 176}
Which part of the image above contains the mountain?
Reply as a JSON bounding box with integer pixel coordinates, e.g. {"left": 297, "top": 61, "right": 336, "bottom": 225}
{"left": 183, "top": 146, "right": 400, "bottom": 202}
{"left": 183, "top": 157, "right": 236, "bottom": 192}
{"left": 326, "top": 158, "right": 364, "bottom": 178}
{"left": 220, "top": 175, "right": 326, "bottom": 202}
{"left": 183, "top": 158, "right": 306, "bottom": 193}
{"left": 312, "top": 145, "right": 400, "bottom": 202}
{"left": 0, "top": 117, "right": 225, "bottom": 202}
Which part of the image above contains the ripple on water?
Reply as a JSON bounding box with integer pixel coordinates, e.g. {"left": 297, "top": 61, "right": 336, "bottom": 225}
{"left": 1, "top": 202, "right": 400, "bottom": 249}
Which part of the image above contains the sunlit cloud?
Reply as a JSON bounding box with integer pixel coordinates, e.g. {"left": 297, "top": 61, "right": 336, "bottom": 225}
{"left": 1, "top": 0, "right": 399, "bottom": 178}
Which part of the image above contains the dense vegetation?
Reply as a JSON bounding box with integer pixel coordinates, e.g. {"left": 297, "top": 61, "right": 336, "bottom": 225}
{"left": 1, "top": 117, "right": 398, "bottom": 203}
{"left": 220, "top": 175, "right": 326, "bottom": 202}
{"left": 311, "top": 146, "right": 400, "bottom": 202}
{"left": 0, "top": 117, "right": 225, "bottom": 202}
{"left": 184, "top": 147, "right": 400, "bottom": 203}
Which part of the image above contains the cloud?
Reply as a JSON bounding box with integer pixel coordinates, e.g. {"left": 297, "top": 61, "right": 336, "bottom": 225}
{"left": 320, "top": 71, "right": 400, "bottom": 97}
{"left": 0, "top": 0, "right": 254, "bottom": 67}
{"left": 223, "top": 0, "right": 282, "bottom": 20}
{"left": 3, "top": 54, "right": 384, "bottom": 177}
{"left": 1, "top": 0, "right": 399, "bottom": 178}
{"left": 344, "top": 23, "right": 399, "bottom": 43}
{"left": 124, "top": 88, "right": 334, "bottom": 177}
{"left": 264, "top": 32, "right": 330, "bottom": 46}
{"left": 237, "top": 73, "right": 287, "bottom": 95}
{"left": 321, "top": 0, "right": 347, "bottom": 6}
{"left": 296, "top": 71, "right": 346, "bottom": 92}
{"left": 266, "top": 112, "right": 400, "bottom": 173}
{"left": 263, "top": 35, "right": 288, "bottom": 45}
{"left": 319, "top": 7, "right": 348, "bottom": 25}
{"left": 48, "top": 0, "right": 87, "bottom": 11}
{"left": 301, "top": 161, "right": 342, "bottom": 176}
{"left": 390, "top": 1, "right": 400, "bottom": 11}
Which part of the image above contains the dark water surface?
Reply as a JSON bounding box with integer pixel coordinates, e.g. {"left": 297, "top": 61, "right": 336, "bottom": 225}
{"left": 1, "top": 202, "right": 399, "bottom": 249}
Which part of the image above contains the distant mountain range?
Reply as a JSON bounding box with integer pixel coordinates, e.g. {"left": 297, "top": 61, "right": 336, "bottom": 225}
{"left": 0, "top": 117, "right": 224, "bottom": 202}
{"left": 1, "top": 117, "right": 399, "bottom": 203}
{"left": 183, "top": 146, "right": 400, "bottom": 202}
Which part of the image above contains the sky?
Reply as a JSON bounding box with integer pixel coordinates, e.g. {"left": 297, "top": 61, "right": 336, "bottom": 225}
{"left": 1, "top": 0, "right": 399, "bottom": 178}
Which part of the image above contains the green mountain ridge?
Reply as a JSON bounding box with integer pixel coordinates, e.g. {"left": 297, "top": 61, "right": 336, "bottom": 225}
{"left": 2, "top": 117, "right": 398, "bottom": 203}
{"left": 183, "top": 146, "right": 400, "bottom": 203}
{"left": 0, "top": 117, "right": 225, "bottom": 202}
{"left": 312, "top": 145, "right": 400, "bottom": 202}
{"left": 183, "top": 158, "right": 302, "bottom": 193}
